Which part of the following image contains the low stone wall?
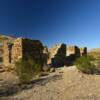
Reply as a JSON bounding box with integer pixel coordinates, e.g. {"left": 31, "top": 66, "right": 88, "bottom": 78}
{"left": 47, "top": 44, "right": 87, "bottom": 67}
{"left": 50, "top": 44, "right": 66, "bottom": 67}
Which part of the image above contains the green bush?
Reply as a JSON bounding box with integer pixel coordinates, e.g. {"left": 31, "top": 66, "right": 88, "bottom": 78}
{"left": 75, "top": 55, "right": 96, "bottom": 74}
{"left": 15, "top": 59, "right": 41, "bottom": 83}
{"left": 94, "top": 59, "right": 100, "bottom": 73}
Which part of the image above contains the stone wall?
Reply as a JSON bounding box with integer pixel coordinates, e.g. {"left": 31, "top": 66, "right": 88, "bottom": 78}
{"left": 66, "top": 45, "right": 80, "bottom": 57}
{"left": 22, "top": 38, "right": 45, "bottom": 65}
{"left": 47, "top": 44, "right": 87, "bottom": 67}
{"left": 3, "top": 39, "right": 15, "bottom": 67}
{"left": 2, "top": 36, "right": 87, "bottom": 68}
{"left": 80, "top": 47, "right": 87, "bottom": 56}
{"left": 3, "top": 40, "right": 10, "bottom": 66}
{"left": 47, "top": 44, "right": 66, "bottom": 65}
{"left": 3, "top": 38, "right": 47, "bottom": 68}
{"left": 65, "top": 46, "right": 80, "bottom": 65}
{"left": 12, "top": 38, "right": 23, "bottom": 62}
{"left": 50, "top": 44, "right": 66, "bottom": 67}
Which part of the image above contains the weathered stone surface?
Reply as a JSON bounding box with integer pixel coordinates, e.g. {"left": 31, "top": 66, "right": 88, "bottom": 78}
{"left": 65, "top": 45, "right": 80, "bottom": 66}
{"left": 3, "top": 40, "right": 15, "bottom": 67}
{"left": 66, "top": 45, "right": 80, "bottom": 57}
{"left": 47, "top": 44, "right": 66, "bottom": 67}
{"left": 47, "top": 44, "right": 87, "bottom": 67}
{"left": 0, "top": 34, "right": 87, "bottom": 69}
{"left": 12, "top": 38, "right": 22, "bottom": 62}
{"left": 80, "top": 47, "right": 87, "bottom": 56}
{"left": 3, "top": 38, "right": 47, "bottom": 69}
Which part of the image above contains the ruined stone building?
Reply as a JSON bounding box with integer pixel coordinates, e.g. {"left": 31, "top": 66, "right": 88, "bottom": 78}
{"left": 3, "top": 38, "right": 47, "bottom": 68}
{"left": 47, "top": 44, "right": 66, "bottom": 66}
{"left": 0, "top": 35, "right": 48, "bottom": 69}
{"left": 48, "top": 44, "right": 87, "bottom": 67}
{"left": 0, "top": 35, "right": 87, "bottom": 68}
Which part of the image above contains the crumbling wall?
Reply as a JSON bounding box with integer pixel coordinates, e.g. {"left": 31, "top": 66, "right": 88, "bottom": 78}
{"left": 48, "top": 44, "right": 66, "bottom": 67}
{"left": 48, "top": 45, "right": 82, "bottom": 67}
{"left": 80, "top": 47, "right": 87, "bottom": 56}
{"left": 3, "top": 38, "right": 47, "bottom": 68}
{"left": 47, "top": 44, "right": 62, "bottom": 64}
{"left": 12, "top": 38, "right": 22, "bottom": 62}
{"left": 3, "top": 41, "right": 10, "bottom": 66}
{"left": 2, "top": 36, "right": 87, "bottom": 68}
{"left": 2, "top": 36, "right": 15, "bottom": 67}
{"left": 3, "top": 40, "right": 14, "bottom": 67}
{"left": 22, "top": 39, "right": 44, "bottom": 65}
{"left": 66, "top": 46, "right": 80, "bottom": 65}
{"left": 66, "top": 45, "right": 80, "bottom": 57}
{"left": 52, "top": 44, "right": 66, "bottom": 67}
{"left": 43, "top": 46, "right": 49, "bottom": 64}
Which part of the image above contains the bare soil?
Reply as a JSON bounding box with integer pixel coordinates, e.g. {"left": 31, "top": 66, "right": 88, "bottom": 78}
{"left": 0, "top": 66, "right": 100, "bottom": 100}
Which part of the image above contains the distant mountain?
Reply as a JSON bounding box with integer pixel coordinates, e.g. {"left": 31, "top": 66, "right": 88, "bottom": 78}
{"left": 90, "top": 48, "right": 100, "bottom": 53}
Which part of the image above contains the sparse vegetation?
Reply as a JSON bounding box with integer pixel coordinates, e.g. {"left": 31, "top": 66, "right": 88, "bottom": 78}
{"left": 75, "top": 55, "right": 96, "bottom": 74}
{"left": 15, "top": 58, "right": 41, "bottom": 83}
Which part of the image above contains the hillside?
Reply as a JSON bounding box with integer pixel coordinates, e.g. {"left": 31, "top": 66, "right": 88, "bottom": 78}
{"left": 89, "top": 48, "right": 100, "bottom": 59}
{"left": 91, "top": 48, "right": 100, "bottom": 53}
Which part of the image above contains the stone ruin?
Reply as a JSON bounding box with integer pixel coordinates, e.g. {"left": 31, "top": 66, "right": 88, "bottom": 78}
{"left": 48, "top": 44, "right": 87, "bottom": 67}
{"left": 80, "top": 47, "right": 87, "bottom": 56}
{"left": 47, "top": 44, "right": 66, "bottom": 67}
{"left": 0, "top": 35, "right": 87, "bottom": 69}
{"left": 3, "top": 38, "right": 47, "bottom": 68}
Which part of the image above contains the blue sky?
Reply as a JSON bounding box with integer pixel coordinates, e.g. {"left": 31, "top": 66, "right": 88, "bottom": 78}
{"left": 0, "top": 0, "right": 100, "bottom": 49}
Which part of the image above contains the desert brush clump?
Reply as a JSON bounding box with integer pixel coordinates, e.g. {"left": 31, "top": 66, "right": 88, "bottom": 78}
{"left": 15, "top": 58, "right": 41, "bottom": 83}
{"left": 75, "top": 55, "right": 96, "bottom": 74}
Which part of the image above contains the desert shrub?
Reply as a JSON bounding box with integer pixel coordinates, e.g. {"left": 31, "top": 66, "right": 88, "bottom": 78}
{"left": 94, "top": 59, "right": 100, "bottom": 74}
{"left": 15, "top": 58, "right": 41, "bottom": 83}
{"left": 75, "top": 55, "right": 96, "bottom": 74}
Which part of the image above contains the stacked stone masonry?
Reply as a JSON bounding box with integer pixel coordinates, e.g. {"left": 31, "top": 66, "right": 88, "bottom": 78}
{"left": 1, "top": 36, "right": 87, "bottom": 68}
{"left": 48, "top": 44, "right": 87, "bottom": 67}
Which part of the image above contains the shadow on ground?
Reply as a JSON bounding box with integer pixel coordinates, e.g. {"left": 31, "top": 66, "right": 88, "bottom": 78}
{"left": 0, "top": 74, "right": 62, "bottom": 97}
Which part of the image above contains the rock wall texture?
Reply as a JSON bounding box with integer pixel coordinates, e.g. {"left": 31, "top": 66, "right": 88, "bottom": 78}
{"left": 48, "top": 44, "right": 87, "bottom": 67}
{"left": 3, "top": 39, "right": 15, "bottom": 67}
{"left": 80, "top": 47, "right": 87, "bottom": 56}
{"left": 47, "top": 44, "right": 66, "bottom": 64}
{"left": 3, "top": 38, "right": 47, "bottom": 68}
{"left": 22, "top": 38, "right": 45, "bottom": 66}
{"left": 47, "top": 44, "right": 66, "bottom": 67}
{"left": 12, "top": 38, "right": 22, "bottom": 62}
{"left": 1, "top": 36, "right": 87, "bottom": 68}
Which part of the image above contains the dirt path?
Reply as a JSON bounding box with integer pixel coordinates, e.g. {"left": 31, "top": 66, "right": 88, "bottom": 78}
{"left": 1, "top": 66, "right": 100, "bottom": 100}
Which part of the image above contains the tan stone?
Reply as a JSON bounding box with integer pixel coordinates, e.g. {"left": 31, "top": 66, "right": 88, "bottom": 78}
{"left": 3, "top": 38, "right": 47, "bottom": 69}
{"left": 80, "top": 47, "right": 87, "bottom": 56}
{"left": 0, "top": 34, "right": 87, "bottom": 69}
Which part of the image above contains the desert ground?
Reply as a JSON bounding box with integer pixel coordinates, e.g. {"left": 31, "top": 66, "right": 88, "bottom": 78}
{"left": 0, "top": 66, "right": 100, "bottom": 100}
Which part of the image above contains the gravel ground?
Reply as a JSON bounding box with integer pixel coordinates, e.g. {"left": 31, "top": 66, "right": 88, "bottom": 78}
{"left": 0, "top": 66, "right": 100, "bottom": 100}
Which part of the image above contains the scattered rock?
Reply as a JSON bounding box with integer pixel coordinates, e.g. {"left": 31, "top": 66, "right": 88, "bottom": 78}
{"left": 50, "top": 67, "right": 55, "bottom": 73}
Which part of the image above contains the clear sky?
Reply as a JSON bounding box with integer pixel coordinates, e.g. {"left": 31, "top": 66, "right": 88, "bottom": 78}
{"left": 0, "top": 0, "right": 100, "bottom": 49}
